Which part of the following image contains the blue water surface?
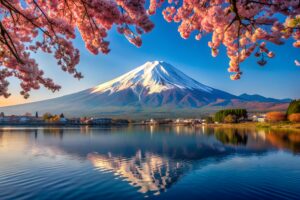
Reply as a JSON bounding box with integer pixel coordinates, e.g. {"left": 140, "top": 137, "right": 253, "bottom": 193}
{"left": 0, "top": 126, "right": 300, "bottom": 200}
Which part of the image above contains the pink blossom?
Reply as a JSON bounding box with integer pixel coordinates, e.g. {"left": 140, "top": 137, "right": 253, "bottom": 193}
{"left": 267, "top": 52, "right": 275, "bottom": 58}
{"left": 0, "top": 0, "right": 155, "bottom": 97}
{"left": 149, "top": 0, "right": 300, "bottom": 80}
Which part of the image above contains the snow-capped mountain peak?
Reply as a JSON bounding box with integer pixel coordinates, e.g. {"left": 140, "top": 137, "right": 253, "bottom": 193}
{"left": 92, "top": 61, "right": 213, "bottom": 95}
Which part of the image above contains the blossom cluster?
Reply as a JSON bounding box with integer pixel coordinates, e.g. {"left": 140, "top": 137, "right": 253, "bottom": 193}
{"left": 149, "top": 0, "right": 300, "bottom": 80}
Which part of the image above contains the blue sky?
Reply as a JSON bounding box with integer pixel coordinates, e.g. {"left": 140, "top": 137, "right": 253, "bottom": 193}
{"left": 1, "top": 12, "right": 299, "bottom": 106}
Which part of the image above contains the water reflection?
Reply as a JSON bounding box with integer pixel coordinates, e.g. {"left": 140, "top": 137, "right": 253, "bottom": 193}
{"left": 0, "top": 126, "right": 300, "bottom": 199}
{"left": 88, "top": 151, "right": 190, "bottom": 196}
{"left": 214, "top": 128, "right": 248, "bottom": 145}
{"left": 266, "top": 129, "right": 300, "bottom": 153}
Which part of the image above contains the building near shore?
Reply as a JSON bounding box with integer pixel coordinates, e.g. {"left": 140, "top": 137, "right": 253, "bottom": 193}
{"left": 0, "top": 115, "right": 36, "bottom": 123}
{"left": 252, "top": 114, "right": 266, "bottom": 122}
{"left": 175, "top": 118, "right": 202, "bottom": 125}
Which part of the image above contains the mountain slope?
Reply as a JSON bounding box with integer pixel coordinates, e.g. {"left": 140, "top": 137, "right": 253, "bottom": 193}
{"left": 0, "top": 61, "right": 290, "bottom": 118}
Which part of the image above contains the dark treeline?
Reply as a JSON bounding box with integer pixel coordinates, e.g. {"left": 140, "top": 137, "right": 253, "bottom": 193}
{"left": 214, "top": 109, "right": 248, "bottom": 123}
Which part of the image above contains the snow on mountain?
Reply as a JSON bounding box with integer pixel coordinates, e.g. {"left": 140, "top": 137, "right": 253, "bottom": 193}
{"left": 91, "top": 61, "right": 213, "bottom": 96}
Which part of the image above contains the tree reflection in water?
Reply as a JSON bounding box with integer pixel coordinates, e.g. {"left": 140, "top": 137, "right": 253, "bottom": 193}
{"left": 266, "top": 129, "right": 300, "bottom": 154}
{"left": 214, "top": 128, "right": 248, "bottom": 145}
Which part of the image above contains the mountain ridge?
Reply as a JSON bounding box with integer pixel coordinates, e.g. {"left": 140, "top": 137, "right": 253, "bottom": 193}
{"left": 238, "top": 93, "right": 292, "bottom": 103}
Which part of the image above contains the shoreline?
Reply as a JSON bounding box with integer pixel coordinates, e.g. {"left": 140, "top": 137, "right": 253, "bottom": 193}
{"left": 0, "top": 122, "right": 300, "bottom": 131}
{"left": 202, "top": 122, "right": 300, "bottom": 132}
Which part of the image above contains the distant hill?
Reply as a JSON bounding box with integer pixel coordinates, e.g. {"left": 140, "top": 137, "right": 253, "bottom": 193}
{"left": 239, "top": 93, "right": 292, "bottom": 103}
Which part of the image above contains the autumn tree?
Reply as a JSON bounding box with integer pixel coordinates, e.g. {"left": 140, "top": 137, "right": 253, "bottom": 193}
{"left": 224, "top": 114, "right": 237, "bottom": 123}
{"left": 266, "top": 111, "right": 287, "bottom": 122}
{"left": 0, "top": 0, "right": 299, "bottom": 98}
{"left": 50, "top": 115, "right": 60, "bottom": 122}
{"left": 42, "top": 112, "right": 52, "bottom": 121}
{"left": 288, "top": 113, "right": 300, "bottom": 122}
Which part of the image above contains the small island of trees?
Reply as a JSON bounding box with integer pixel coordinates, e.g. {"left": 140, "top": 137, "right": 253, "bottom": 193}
{"left": 214, "top": 109, "right": 248, "bottom": 123}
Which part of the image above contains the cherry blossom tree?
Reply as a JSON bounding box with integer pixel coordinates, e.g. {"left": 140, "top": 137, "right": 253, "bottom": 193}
{"left": 149, "top": 0, "right": 300, "bottom": 80}
{"left": 0, "top": 0, "right": 299, "bottom": 98}
{"left": 0, "top": 0, "right": 153, "bottom": 98}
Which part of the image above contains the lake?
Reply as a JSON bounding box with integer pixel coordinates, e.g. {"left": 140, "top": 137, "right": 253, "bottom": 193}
{"left": 0, "top": 126, "right": 300, "bottom": 200}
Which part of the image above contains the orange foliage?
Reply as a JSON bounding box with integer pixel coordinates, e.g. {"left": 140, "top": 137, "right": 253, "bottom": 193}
{"left": 266, "top": 112, "right": 286, "bottom": 122}
{"left": 288, "top": 113, "right": 300, "bottom": 123}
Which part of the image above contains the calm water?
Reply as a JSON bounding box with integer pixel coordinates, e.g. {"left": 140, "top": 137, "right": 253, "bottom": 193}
{"left": 1, "top": 126, "right": 300, "bottom": 200}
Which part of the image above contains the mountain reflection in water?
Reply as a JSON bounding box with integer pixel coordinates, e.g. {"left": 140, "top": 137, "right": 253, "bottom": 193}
{"left": 88, "top": 151, "right": 189, "bottom": 196}
{"left": 0, "top": 126, "right": 300, "bottom": 200}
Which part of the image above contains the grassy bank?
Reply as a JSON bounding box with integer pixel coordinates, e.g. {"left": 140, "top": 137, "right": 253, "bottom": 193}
{"left": 255, "top": 122, "right": 300, "bottom": 130}
{"left": 204, "top": 122, "right": 300, "bottom": 131}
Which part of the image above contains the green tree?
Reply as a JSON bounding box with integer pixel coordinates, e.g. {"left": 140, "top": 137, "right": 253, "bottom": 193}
{"left": 287, "top": 100, "right": 300, "bottom": 115}
{"left": 205, "top": 116, "right": 214, "bottom": 124}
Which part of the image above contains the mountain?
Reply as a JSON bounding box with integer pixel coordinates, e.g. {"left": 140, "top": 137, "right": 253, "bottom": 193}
{"left": 0, "top": 61, "right": 291, "bottom": 118}
{"left": 90, "top": 61, "right": 237, "bottom": 106}
{"left": 238, "top": 93, "right": 292, "bottom": 103}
